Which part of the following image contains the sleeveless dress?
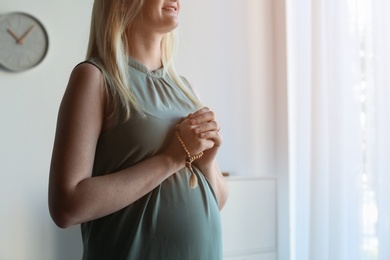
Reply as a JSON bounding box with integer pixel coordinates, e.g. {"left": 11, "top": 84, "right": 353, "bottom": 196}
{"left": 81, "top": 57, "right": 223, "bottom": 260}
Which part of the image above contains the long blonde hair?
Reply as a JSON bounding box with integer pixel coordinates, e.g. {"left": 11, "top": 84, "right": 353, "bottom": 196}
{"left": 86, "top": 0, "right": 202, "bottom": 119}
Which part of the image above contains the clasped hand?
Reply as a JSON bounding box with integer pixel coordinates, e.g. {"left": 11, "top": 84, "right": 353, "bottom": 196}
{"left": 175, "top": 107, "right": 222, "bottom": 168}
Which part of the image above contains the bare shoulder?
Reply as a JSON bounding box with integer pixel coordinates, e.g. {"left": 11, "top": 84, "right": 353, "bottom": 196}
{"left": 60, "top": 62, "right": 107, "bottom": 108}
{"left": 56, "top": 62, "right": 108, "bottom": 131}
{"left": 72, "top": 62, "right": 102, "bottom": 76}
{"left": 68, "top": 62, "right": 105, "bottom": 91}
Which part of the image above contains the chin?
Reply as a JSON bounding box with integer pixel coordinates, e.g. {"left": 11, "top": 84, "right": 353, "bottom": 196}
{"left": 162, "top": 21, "right": 179, "bottom": 33}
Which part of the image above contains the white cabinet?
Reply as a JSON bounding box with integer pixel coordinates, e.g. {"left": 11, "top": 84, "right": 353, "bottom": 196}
{"left": 221, "top": 176, "right": 277, "bottom": 260}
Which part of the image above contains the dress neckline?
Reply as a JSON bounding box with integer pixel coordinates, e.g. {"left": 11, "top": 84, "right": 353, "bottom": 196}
{"left": 128, "top": 56, "right": 164, "bottom": 78}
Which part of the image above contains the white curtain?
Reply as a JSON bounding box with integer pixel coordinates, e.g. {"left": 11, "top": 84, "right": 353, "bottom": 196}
{"left": 285, "top": 0, "right": 390, "bottom": 259}
{"left": 369, "top": 1, "right": 390, "bottom": 259}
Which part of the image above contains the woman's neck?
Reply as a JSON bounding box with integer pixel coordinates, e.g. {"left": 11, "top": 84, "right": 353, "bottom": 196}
{"left": 127, "top": 30, "right": 164, "bottom": 71}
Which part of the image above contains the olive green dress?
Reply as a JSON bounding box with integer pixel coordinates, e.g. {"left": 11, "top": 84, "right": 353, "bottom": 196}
{"left": 81, "top": 57, "right": 222, "bottom": 260}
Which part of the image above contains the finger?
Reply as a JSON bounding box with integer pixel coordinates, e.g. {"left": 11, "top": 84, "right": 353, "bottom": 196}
{"left": 177, "top": 118, "right": 198, "bottom": 133}
{"left": 198, "top": 131, "right": 223, "bottom": 146}
{"left": 189, "top": 110, "right": 216, "bottom": 125}
{"left": 193, "top": 121, "right": 219, "bottom": 134}
{"left": 188, "top": 107, "right": 214, "bottom": 123}
{"left": 175, "top": 120, "right": 214, "bottom": 153}
{"left": 188, "top": 107, "right": 210, "bottom": 119}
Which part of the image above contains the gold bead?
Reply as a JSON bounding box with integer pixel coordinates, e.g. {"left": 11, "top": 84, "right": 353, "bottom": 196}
{"left": 175, "top": 131, "right": 203, "bottom": 189}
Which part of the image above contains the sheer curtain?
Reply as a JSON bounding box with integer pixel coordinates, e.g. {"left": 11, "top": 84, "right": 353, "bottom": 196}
{"left": 285, "top": 0, "right": 390, "bottom": 259}
{"left": 369, "top": 1, "right": 390, "bottom": 259}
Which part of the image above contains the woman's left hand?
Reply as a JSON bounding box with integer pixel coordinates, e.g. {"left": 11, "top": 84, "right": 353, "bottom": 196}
{"left": 187, "top": 107, "right": 223, "bottom": 170}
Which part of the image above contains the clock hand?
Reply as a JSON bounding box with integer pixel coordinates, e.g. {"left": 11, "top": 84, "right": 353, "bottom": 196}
{"left": 6, "top": 28, "right": 21, "bottom": 43}
{"left": 18, "top": 25, "right": 35, "bottom": 45}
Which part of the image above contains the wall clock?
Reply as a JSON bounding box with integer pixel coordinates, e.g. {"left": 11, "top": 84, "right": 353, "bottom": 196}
{"left": 0, "top": 12, "right": 49, "bottom": 72}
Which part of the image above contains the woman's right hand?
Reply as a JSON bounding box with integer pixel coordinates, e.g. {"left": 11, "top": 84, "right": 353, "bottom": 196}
{"left": 177, "top": 118, "right": 215, "bottom": 155}
{"left": 161, "top": 117, "right": 215, "bottom": 167}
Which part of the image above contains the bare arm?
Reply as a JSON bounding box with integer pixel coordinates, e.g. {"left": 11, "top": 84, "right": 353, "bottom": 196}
{"left": 197, "top": 159, "right": 228, "bottom": 210}
{"left": 48, "top": 64, "right": 213, "bottom": 228}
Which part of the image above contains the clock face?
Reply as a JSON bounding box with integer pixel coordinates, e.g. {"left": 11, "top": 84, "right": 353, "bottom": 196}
{"left": 0, "top": 12, "right": 49, "bottom": 72}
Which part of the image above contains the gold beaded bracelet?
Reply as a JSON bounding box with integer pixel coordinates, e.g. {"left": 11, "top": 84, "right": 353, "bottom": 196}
{"left": 175, "top": 130, "right": 203, "bottom": 189}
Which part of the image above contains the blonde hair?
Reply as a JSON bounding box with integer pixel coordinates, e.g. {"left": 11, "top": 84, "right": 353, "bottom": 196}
{"left": 86, "top": 0, "right": 202, "bottom": 119}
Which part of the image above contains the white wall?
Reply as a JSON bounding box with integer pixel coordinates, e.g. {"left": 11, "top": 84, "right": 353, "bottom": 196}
{"left": 0, "top": 1, "right": 283, "bottom": 259}
{"left": 0, "top": 1, "right": 93, "bottom": 259}
{"left": 177, "top": 0, "right": 276, "bottom": 177}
